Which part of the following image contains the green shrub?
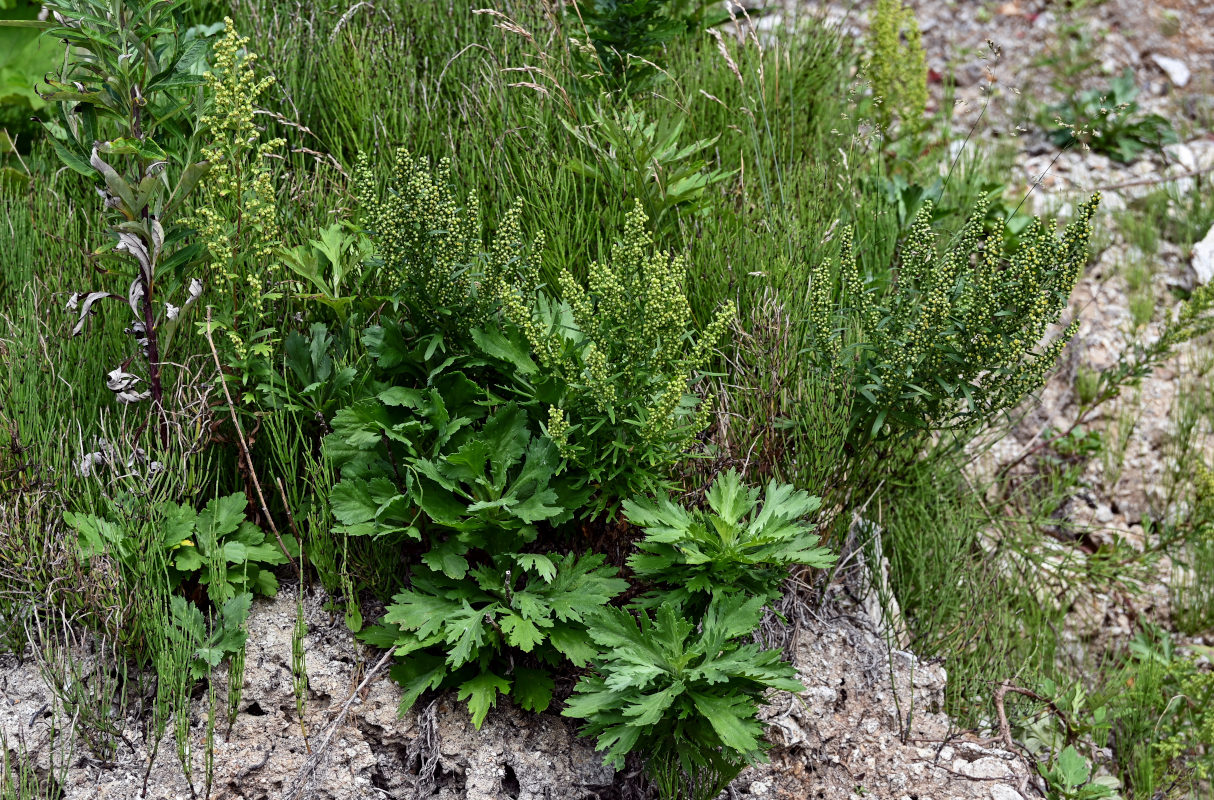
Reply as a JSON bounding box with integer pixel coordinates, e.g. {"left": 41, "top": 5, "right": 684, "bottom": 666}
{"left": 511, "top": 201, "right": 735, "bottom": 508}
{"left": 565, "top": 470, "right": 832, "bottom": 798}
{"left": 67, "top": 492, "right": 296, "bottom": 605}
{"left": 562, "top": 104, "right": 732, "bottom": 231}
{"left": 332, "top": 151, "right": 740, "bottom": 721}
{"left": 808, "top": 194, "right": 1100, "bottom": 443}
{"left": 566, "top": 594, "right": 802, "bottom": 800}
{"left": 353, "top": 151, "right": 732, "bottom": 511}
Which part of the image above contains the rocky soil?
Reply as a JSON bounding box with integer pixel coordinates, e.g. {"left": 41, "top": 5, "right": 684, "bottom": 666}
{"left": 0, "top": 568, "right": 1039, "bottom": 800}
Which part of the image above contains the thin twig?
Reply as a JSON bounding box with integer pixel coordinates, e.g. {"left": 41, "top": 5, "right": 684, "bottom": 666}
{"left": 203, "top": 308, "right": 299, "bottom": 579}
{"left": 1091, "top": 162, "right": 1214, "bottom": 193}
{"left": 281, "top": 648, "right": 394, "bottom": 800}
{"left": 993, "top": 681, "right": 1076, "bottom": 753}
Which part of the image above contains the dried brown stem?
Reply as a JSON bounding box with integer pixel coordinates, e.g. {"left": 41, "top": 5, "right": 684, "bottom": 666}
{"left": 203, "top": 308, "right": 300, "bottom": 580}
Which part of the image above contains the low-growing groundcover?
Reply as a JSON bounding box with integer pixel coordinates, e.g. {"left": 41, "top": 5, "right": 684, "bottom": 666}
{"left": 2, "top": 0, "right": 1212, "bottom": 798}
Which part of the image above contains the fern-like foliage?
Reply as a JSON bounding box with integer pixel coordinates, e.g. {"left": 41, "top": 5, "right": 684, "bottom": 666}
{"left": 383, "top": 552, "right": 627, "bottom": 727}
{"left": 624, "top": 469, "right": 832, "bottom": 610}
{"left": 564, "top": 594, "right": 802, "bottom": 790}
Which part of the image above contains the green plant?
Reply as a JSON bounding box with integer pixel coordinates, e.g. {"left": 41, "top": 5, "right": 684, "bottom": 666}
{"left": 1075, "top": 364, "right": 1101, "bottom": 407}
{"left": 512, "top": 201, "right": 735, "bottom": 508}
{"left": 1039, "top": 745, "right": 1118, "bottom": 800}
{"left": 353, "top": 148, "right": 536, "bottom": 332}
{"left": 562, "top": 104, "right": 732, "bottom": 231}
{"left": 1170, "top": 464, "right": 1214, "bottom": 635}
{"left": 382, "top": 551, "right": 626, "bottom": 725}
{"left": 41, "top": 0, "right": 213, "bottom": 440}
{"left": 258, "top": 321, "right": 362, "bottom": 417}
{"left": 561, "top": 470, "right": 830, "bottom": 797}
{"left": 167, "top": 591, "right": 251, "bottom": 679}
{"left": 280, "top": 223, "right": 375, "bottom": 320}
{"left": 564, "top": 594, "right": 802, "bottom": 799}
{"left": 188, "top": 17, "right": 286, "bottom": 362}
{"left": 866, "top": 0, "right": 927, "bottom": 133}
{"left": 354, "top": 150, "right": 733, "bottom": 510}
{"left": 1042, "top": 70, "right": 1178, "bottom": 163}
{"left": 1111, "top": 626, "right": 1214, "bottom": 792}
{"left": 331, "top": 393, "right": 627, "bottom": 723}
{"left": 623, "top": 468, "right": 833, "bottom": 610}
{"left": 808, "top": 195, "right": 1099, "bottom": 443}
{"left": 67, "top": 491, "right": 297, "bottom": 605}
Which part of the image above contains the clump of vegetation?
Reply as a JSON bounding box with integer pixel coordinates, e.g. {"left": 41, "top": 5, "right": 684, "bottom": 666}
{"left": 1043, "top": 69, "right": 1178, "bottom": 162}
{"left": 866, "top": 0, "right": 928, "bottom": 133}
{"left": 9, "top": 0, "right": 1214, "bottom": 798}
{"left": 809, "top": 194, "right": 1099, "bottom": 442}
{"left": 566, "top": 470, "right": 831, "bottom": 800}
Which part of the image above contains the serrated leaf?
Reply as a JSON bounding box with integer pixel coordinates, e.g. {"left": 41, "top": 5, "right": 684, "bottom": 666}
{"left": 687, "top": 691, "right": 764, "bottom": 756}
{"left": 457, "top": 672, "right": 510, "bottom": 729}
{"left": 514, "top": 554, "right": 556, "bottom": 582}
{"left": 391, "top": 653, "right": 448, "bottom": 715}
{"left": 547, "top": 627, "right": 599, "bottom": 667}
{"left": 421, "top": 537, "right": 470, "bottom": 580}
{"left": 500, "top": 613, "right": 545, "bottom": 652}
{"left": 511, "top": 667, "right": 554, "bottom": 713}
{"left": 623, "top": 682, "right": 683, "bottom": 726}
{"left": 197, "top": 493, "right": 249, "bottom": 542}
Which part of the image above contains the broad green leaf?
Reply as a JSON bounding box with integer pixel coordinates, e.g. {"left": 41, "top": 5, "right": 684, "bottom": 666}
{"left": 688, "top": 691, "right": 763, "bottom": 756}
{"left": 471, "top": 326, "right": 537, "bottom": 375}
{"left": 514, "top": 554, "right": 556, "bottom": 583}
{"left": 390, "top": 653, "right": 448, "bottom": 715}
{"left": 547, "top": 627, "right": 598, "bottom": 667}
{"left": 457, "top": 672, "right": 510, "bottom": 729}
{"left": 511, "top": 667, "right": 554, "bottom": 713}
{"left": 198, "top": 493, "right": 249, "bottom": 541}
{"left": 500, "top": 613, "right": 544, "bottom": 652}
{"left": 622, "top": 682, "right": 683, "bottom": 726}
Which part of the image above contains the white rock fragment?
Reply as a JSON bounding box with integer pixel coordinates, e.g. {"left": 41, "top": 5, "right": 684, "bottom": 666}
{"left": 953, "top": 756, "right": 1013, "bottom": 780}
{"left": 1151, "top": 54, "right": 1191, "bottom": 88}
{"left": 990, "top": 785, "right": 1027, "bottom": 800}
{"left": 1165, "top": 142, "right": 1198, "bottom": 172}
{"left": 1193, "top": 224, "right": 1214, "bottom": 285}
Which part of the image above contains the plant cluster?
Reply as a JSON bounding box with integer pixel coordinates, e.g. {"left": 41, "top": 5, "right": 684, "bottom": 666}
{"left": 562, "top": 104, "right": 732, "bottom": 231}
{"left": 318, "top": 153, "right": 739, "bottom": 738}
{"left": 808, "top": 194, "right": 1099, "bottom": 442}
{"left": 66, "top": 491, "right": 295, "bottom": 673}
{"left": 565, "top": 470, "right": 834, "bottom": 796}
{"left": 20, "top": 1, "right": 1201, "bottom": 799}
{"left": 189, "top": 17, "right": 286, "bottom": 361}
{"left": 1042, "top": 69, "right": 1178, "bottom": 163}
{"left": 866, "top": 0, "right": 927, "bottom": 134}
